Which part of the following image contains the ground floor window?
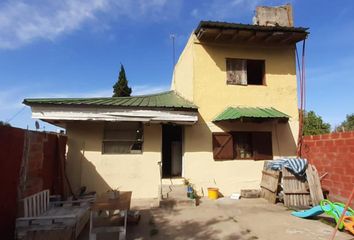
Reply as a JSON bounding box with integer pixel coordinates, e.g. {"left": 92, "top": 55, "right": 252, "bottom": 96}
{"left": 235, "top": 132, "right": 253, "bottom": 159}
{"left": 102, "top": 122, "right": 143, "bottom": 154}
{"left": 212, "top": 131, "right": 273, "bottom": 160}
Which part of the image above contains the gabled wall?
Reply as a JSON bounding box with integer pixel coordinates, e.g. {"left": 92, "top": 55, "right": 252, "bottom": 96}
{"left": 173, "top": 33, "right": 300, "bottom": 196}
{"left": 171, "top": 34, "right": 195, "bottom": 102}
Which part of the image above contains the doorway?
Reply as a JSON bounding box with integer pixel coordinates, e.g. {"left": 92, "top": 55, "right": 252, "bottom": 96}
{"left": 162, "top": 125, "right": 182, "bottom": 178}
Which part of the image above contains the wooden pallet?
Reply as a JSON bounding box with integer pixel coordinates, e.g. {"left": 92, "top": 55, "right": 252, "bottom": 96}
{"left": 282, "top": 168, "right": 311, "bottom": 207}
{"left": 260, "top": 162, "right": 281, "bottom": 203}
{"left": 16, "top": 190, "right": 92, "bottom": 240}
{"left": 306, "top": 164, "right": 324, "bottom": 206}
{"left": 24, "top": 229, "right": 73, "bottom": 240}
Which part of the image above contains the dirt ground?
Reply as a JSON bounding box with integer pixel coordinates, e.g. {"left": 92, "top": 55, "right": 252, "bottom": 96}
{"left": 79, "top": 198, "right": 354, "bottom": 240}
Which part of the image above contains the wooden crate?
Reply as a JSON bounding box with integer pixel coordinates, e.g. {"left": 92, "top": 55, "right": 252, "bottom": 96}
{"left": 282, "top": 168, "right": 311, "bottom": 207}
{"left": 260, "top": 162, "right": 281, "bottom": 203}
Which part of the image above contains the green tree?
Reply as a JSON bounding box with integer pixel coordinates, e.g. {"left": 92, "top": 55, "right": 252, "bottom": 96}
{"left": 0, "top": 121, "right": 11, "bottom": 126}
{"left": 335, "top": 113, "right": 354, "bottom": 132}
{"left": 303, "top": 110, "right": 331, "bottom": 136}
{"left": 112, "top": 64, "right": 132, "bottom": 97}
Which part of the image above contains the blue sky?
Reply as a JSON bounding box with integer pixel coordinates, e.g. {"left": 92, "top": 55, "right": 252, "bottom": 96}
{"left": 0, "top": 0, "right": 353, "bottom": 131}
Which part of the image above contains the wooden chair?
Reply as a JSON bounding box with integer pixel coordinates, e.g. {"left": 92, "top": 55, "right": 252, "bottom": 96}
{"left": 89, "top": 209, "right": 127, "bottom": 240}
{"left": 89, "top": 191, "right": 132, "bottom": 240}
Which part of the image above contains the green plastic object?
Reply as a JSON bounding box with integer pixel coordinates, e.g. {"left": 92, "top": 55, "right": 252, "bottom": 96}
{"left": 320, "top": 200, "right": 354, "bottom": 230}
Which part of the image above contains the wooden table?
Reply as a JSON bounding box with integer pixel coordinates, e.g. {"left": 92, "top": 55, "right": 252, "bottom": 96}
{"left": 90, "top": 191, "right": 132, "bottom": 240}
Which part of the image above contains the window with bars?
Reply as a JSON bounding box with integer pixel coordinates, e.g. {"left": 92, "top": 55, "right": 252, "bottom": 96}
{"left": 102, "top": 122, "right": 143, "bottom": 154}
{"left": 226, "top": 58, "right": 265, "bottom": 85}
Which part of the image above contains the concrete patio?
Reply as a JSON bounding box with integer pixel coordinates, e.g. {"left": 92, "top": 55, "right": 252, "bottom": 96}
{"left": 78, "top": 198, "right": 353, "bottom": 240}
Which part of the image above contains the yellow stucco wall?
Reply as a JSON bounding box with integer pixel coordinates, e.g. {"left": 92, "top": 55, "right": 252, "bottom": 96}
{"left": 66, "top": 121, "right": 162, "bottom": 199}
{"left": 174, "top": 35, "right": 299, "bottom": 196}
{"left": 65, "top": 33, "right": 300, "bottom": 199}
{"left": 193, "top": 39, "right": 298, "bottom": 121}
{"left": 171, "top": 34, "right": 195, "bottom": 102}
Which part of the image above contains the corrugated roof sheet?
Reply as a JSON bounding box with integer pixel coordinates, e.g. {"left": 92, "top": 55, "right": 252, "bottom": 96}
{"left": 213, "top": 107, "right": 289, "bottom": 122}
{"left": 195, "top": 21, "right": 309, "bottom": 34}
{"left": 23, "top": 91, "right": 198, "bottom": 110}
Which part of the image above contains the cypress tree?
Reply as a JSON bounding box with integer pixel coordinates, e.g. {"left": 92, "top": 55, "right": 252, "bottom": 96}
{"left": 112, "top": 64, "right": 132, "bottom": 97}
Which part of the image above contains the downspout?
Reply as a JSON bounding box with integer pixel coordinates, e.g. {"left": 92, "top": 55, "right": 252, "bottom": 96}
{"left": 296, "top": 39, "right": 306, "bottom": 157}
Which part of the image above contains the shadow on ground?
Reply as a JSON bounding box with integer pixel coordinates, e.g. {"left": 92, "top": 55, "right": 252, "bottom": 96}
{"left": 127, "top": 201, "right": 256, "bottom": 240}
{"left": 78, "top": 198, "right": 353, "bottom": 240}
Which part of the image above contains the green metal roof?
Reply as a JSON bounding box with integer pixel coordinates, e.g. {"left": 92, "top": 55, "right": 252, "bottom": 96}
{"left": 23, "top": 91, "right": 198, "bottom": 110}
{"left": 213, "top": 107, "right": 289, "bottom": 122}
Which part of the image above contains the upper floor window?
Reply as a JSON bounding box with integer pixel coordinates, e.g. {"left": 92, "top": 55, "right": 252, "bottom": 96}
{"left": 226, "top": 58, "right": 265, "bottom": 86}
{"left": 102, "top": 122, "right": 143, "bottom": 154}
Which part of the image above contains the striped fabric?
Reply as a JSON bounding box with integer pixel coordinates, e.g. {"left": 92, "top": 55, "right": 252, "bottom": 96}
{"left": 267, "top": 158, "right": 308, "bottom": 177}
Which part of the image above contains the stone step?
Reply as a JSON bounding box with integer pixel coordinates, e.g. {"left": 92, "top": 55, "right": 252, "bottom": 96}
{"left": 159, "top": 182, "right": 198, "bottom": 207}
{"left": 161, "top": 184, "right": 188, "bottom": 199}
{"left": 161, "top": 178, "right": 185, "bottom": 185}
{"left": 159, "top": 198, "right": 196, "bottom": 208}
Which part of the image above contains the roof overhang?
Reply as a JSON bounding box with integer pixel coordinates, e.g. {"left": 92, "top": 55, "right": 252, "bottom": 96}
{"left": 213, "top": 107, "right": 289, "bottom": 123}
{"left": 195, "top": 21, "right": 309, "bottom": 44}
{"left": 29, "top": 105, "right": 198, "bottom": 127}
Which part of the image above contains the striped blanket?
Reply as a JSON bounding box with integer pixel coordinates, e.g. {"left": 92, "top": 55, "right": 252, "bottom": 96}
{"left": 267, "top": 158, "right": 308, "bottom": 177}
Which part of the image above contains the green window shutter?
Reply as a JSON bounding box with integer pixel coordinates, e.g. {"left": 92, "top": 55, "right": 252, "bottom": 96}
{"left": 212, "top": 132, "right": 234, "bottom": 160}
{"left": 252, "top": 132, "right": 273, "bottom": 160}
{"left": 226, "top": 59, "right": 247, "bottom": 85}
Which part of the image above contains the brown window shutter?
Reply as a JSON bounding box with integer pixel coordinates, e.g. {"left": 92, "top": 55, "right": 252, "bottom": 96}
{"left": 252, "top": 132, "right": 273, "bottom": 160}
{"left": 212, "top": 132, "right": 234, "bottom": 160}
{"left": 226, "top": 59, "right": 247, "bottom": 85}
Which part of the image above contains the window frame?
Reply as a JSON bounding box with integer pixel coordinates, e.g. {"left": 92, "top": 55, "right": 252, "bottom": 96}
{"left": 232, "top": 132, "right": 254, "bottom": 160}
{"left": 212, "top": 131, "right": 273, "bottom": 161}
{"left": 226, "top": 58, "right": 266, "bottom": 86}
{"left": 102, "top": 122, "right": 144, "bottom": 155}
{"left": 246, "top": 59, "right": 266, "bottom": 86}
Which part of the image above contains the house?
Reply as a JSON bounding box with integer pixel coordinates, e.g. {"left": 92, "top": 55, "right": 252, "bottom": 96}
{"left": 24, "top": 9, "right": 309, "bottom": 199}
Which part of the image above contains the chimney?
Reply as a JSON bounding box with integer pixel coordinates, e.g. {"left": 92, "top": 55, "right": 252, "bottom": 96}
{"left": 253, "top": 4, "right": 293, "bottom": 27}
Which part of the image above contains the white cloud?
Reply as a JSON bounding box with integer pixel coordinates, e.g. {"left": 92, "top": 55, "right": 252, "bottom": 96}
{"left": 0, "top": 0, "right": 172, "bottom": 49}
{"left": 0, "top": 0, "right": 109, "bottom": 49}
{"left": 24, "top": 85, "right": 169, "bottom": 99}
{"left": 0, "top": 88, "right": 24, "bottom": 110}
{"left": 132, "top": 85, "right": 170, "bottom": 96}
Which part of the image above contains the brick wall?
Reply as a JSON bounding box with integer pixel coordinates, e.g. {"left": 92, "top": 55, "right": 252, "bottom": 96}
{"left": 0, "top": 125, "right": 67, "bottom": 239}
{"left": 0, "top": 126, "right": 24, "bottom": 239}
{"left": 20, "top": 131, "right": 67, "bottom": 198}
{"left": 302, "top": 131, "right": 354, "bottom": 205}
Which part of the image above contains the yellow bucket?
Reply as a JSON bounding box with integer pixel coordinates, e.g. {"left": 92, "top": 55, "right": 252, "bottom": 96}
{"left": 207, "top": 188, "right": 219, "bottom": 200}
